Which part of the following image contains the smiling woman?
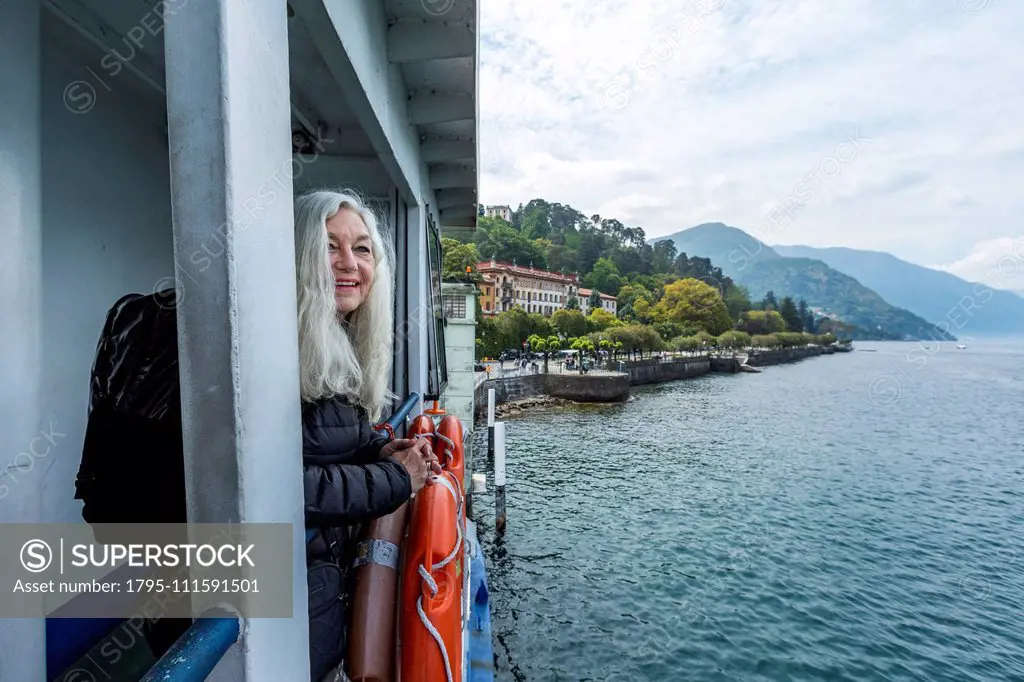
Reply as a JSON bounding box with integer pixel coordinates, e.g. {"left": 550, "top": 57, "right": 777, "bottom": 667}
{"left": 293, "top": 189, "right": 396, "bottom": 419}
{"left": 327, "top": 207, "right": 376, "bottom": 315}
{"left": 291, "top": 189, "right": 441, "bottom": 679}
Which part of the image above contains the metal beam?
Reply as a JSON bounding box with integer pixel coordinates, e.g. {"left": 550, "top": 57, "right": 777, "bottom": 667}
{"left": 291, "top": 154, "right": 394, "bottom": 198}
{"left": 429, "top": 166, "right": 476, "bottom": 189}
{"left": 421, "top": 137, "right": 475, "bottom": 163}
{"left": 289, "top": 0, "right": 425, "bottom": 206}
{"left": 163, "top": 1, "right": 310, "bottom": 678}
{"left": 441, "top": 215, "right": 477, "bottom": 230}
{"left": 408, "top": 93, "right": 475, "bottom": 125}
{"left": 440, "top": 206, "right": 477, "bottom": 221}
{"left": 387, "top": 22, "right": 475, "bottom": 63}
{"left": 435, "top": 187, "right": 477, "bottom": 209}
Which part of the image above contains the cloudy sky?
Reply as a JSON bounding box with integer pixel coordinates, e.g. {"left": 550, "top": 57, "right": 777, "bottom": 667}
{"left": 477, "top": 0, "right": 1024, "bottom": 291}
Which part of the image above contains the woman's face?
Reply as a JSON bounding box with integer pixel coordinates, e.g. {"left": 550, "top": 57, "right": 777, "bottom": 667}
{"left": 326, "top": 207, "right": 375, "bottom": 314}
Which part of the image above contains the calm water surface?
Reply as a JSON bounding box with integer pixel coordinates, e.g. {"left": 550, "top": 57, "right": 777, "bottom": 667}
{"left": 470, "top": 340, "right": 1024, "bottom": 681}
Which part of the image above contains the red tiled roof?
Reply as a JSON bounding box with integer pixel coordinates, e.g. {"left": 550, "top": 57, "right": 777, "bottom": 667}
{"left": 578, "top": 287, "right": 617, "bottom": 301}
{"left": 475, "top": 261, "right": 578, "bottom": 283}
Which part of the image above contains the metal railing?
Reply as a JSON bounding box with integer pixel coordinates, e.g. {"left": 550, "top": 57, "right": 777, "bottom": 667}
{"left": 140, "top": 609, "right": 240, "bottom": 682}
{"left": 146, "top": 392, "right": 422, "bottom": 681}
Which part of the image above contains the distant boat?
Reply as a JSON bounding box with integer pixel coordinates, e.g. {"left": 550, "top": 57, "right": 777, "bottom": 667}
{"left": 957, "top": 344, "right": 967, "bottom": 350}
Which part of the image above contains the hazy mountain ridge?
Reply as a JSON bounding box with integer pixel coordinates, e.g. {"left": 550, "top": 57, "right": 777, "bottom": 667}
{"left": 772, "top": 244, "right": 1024, "bottom": 336}
{"left": 652, "top": 224, "right": 956, "bottom": 341}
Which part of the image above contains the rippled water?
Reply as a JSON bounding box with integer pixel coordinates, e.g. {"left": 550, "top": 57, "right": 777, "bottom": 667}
{"left": 469, "top": 340, "right": 1024, "bottom": 681}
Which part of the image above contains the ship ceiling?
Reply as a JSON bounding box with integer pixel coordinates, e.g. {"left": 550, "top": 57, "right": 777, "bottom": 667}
{"left": 45, "top": 0, "right": 479, "bottom": 230}
{"left": 386, "top": 0, "right": 479, "bottom": 231}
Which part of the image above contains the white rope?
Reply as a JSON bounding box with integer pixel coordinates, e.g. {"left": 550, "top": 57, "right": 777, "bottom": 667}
{"left": 414, "top": 472, "right": 464, "bottom": 682}
{"left": 434, "top": 431, "right": 456, "bottom": 467}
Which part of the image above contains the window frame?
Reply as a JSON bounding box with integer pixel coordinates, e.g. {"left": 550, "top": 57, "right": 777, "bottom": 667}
{"left": 424, "top": 208, "right": 448, "bottom": 401}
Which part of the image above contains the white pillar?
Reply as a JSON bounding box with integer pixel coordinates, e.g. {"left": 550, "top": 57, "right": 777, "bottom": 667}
{"left": 163, "top": 2, "right": 309, "bottom": 680}
{"left": 0, "top": 2, "right": 44, "bottom": 679}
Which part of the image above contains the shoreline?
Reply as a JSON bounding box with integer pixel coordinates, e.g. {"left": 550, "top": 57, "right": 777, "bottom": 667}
{"left": 474, "top": 345, "right": 843, "bottom": 422}
{"left": 492, "top": 395, "right": 577, "bottom": 419}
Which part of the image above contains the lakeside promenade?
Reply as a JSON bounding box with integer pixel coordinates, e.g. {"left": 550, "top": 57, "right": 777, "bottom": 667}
{"left": 474, "top": 344, "right": 845, "bottom": 419}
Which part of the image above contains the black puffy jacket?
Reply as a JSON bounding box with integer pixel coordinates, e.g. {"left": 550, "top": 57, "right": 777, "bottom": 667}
{"left": 75, "top": 290, "right": 412, "bottom": 678}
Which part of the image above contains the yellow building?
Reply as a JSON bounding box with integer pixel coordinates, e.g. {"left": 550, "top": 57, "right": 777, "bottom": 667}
{"left": 475, "top": 259, "right": 579, "bottom": 317}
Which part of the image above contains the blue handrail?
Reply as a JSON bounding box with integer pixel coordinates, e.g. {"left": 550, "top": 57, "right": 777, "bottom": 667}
{"left": 146, "top": 393, "right": 422, "bottom": 680}
{"left": 140, "top": 609, "right": 240, "bottom": 682}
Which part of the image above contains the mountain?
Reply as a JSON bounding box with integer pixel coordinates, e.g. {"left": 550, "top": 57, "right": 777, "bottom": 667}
{"left": 772, "top": 245, "right": 1024, "bottom": 337}
{"left": 652, "top": 223, "right": 956, "bottom": 341}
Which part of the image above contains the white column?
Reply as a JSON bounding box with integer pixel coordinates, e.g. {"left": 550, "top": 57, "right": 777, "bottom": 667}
{"left": 0, "top": 2, "right": 44, "bottom": 679}
{"left": 163, "top": 2, "right": 309, "bottom": 680}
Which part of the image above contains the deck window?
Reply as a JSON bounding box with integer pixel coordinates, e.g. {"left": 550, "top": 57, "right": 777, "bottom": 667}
{"left": 425, "top": 210, "right": 448, "bottom": 400}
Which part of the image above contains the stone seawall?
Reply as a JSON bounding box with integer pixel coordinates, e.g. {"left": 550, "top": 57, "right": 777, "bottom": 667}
{"left": 473, "top": 345, "right": 839, "bottom": 419}
{"left": 624, "top": 358, "right": 712, "bottom": 385}
{"left": 473, "top": 372, "right": 629, "bottom": 419}
{"left": 545, "top": 373, "right": 631, "bottom": 402}
{"left": 746, "top": 345, "right": 831, "bottom": 366}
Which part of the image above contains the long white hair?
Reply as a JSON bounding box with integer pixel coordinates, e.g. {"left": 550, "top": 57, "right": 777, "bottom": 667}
{"left": 293, "top": 189, "right": 395, "bottom": 422}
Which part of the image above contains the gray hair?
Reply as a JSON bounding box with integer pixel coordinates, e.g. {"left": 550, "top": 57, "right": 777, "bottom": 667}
{"left": 293, "top": 189, "right": 395, "bottom": 421}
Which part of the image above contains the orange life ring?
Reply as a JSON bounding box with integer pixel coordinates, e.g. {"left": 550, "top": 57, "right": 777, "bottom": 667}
{"left": 433, "top": 415, "right": 465, "bottom": 493}
{"left": 399, "top": 469, "right": 464, "bottom": 682}
{"left": 347, "top": 413, "right": 436, "bottom": 681}
{"left": 407, "top": 414, "right": 436, "bottom": 451}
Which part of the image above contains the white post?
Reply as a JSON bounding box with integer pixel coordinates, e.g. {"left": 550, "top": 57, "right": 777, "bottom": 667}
{"left": 494, "top": 421, "right": 506, "bottom": 536}
{"left": 164, "top": 2, "right": 309, "bottom": 679}
{"left": 487, "top": 388, "right": 496, "bottom": 459}
{"left": 0, "top": 1, "right": 44, "bottom": 678}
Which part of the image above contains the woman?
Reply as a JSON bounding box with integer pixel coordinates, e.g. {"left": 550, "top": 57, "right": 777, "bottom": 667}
{"left": 74, "top": 188, "right": 426, "bottom": 677}
{"left": 294, "top": 189, "right": 440, "bottom": 680}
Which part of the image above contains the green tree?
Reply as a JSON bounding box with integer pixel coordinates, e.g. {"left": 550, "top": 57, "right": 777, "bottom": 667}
{"left": 723, "top": 284, "right": 753, "bottom": 322}
{"left": 570, "top": 337, "right": 595, "bottom": 373}
{"left": 717, "top": 330, "right": 752, "bottom": 349}
{"left": 441, "top": 237, "right": 479, "bottom": 279}
{"left": 652, "top": 278, "right": 733, "bottom": 335}
{"left": 617, "top": 283, "right": 654, "bottom": 310}
{"left": 587, "top": 307, "right": 619, "bottom": 332}
{"left": 582, "top": 257, "right": 624, "bottom": 296}
{"left": 551, "top": 309, "right": 588, "bottom": 338}
{"left": 519, "top": 207, "right": 551, "bottom": 239}
{"left": 496, "top": 306, "right": 532, "bottom": 350}
{"left": 651, "top": 240, "right": 678, "bottom": 273}
{"left": 587, "top": 289, "right": 601, "bottom": 310}
{"left": 476, "top": 222, "right": 547, "bottom": 269}
{"left": 545, "top": 335, "right": 562, "bottom": 372}
{"left": 476, "top": 316, "right": 502, "bottom": 359}
{"left": 737, "top": 310, "right": 786, "bottom": 335}
{"left": 778, "top": 296, "right": 804, "bottom": 332}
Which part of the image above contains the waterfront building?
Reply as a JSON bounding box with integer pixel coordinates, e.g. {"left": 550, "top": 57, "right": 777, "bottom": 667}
{"left": 476, "top": 259, "right": 580, "bottom": 317}
{"left": 578, "top": 287, "right": 618, "bottom": 316}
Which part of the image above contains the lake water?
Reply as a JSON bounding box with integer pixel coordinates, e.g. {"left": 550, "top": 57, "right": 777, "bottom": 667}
{"left": 469, "top": 340, "right": 1024, "bottom": 681}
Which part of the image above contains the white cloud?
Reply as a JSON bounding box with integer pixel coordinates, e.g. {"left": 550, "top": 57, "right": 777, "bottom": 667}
{"left": 932, "top": 236, "right": 1024, "bottom": 292}
{"left": 479, "top": 0, "right": 1024, "bottom": 268}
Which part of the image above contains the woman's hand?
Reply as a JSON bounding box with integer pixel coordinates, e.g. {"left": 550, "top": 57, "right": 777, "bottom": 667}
{"left": 380, "top": 438, "right": 423, "bottom": 460}
{"left": 386, "top": 439, "right": 441, "bottom": 494}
